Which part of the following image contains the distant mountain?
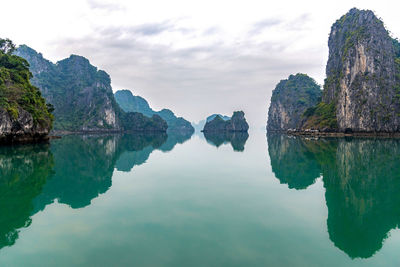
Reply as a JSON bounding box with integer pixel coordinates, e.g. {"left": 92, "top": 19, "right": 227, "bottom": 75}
{"left": 15, "top": 45, "right": 166, "bottom": 133}
{"left": 114, "top": 89, "right": 153, "bottom": 117}
{"left": 115, "top": 89, "right": 194, "bottom": 133}
{"left": 206, "top": 114, "right": 230, "bottom": 122}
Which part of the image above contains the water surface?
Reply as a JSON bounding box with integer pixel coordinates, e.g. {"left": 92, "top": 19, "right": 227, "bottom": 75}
{"left": 1, "top": 131, "right": 400, "bottom": 266}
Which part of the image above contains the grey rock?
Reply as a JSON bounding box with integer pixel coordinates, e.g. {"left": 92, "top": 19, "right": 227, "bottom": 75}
{"left": 323, "top": 8, "right": 400, "bottom": 132}
{"left": 267, "top": 73, "right": 321, "bottom": 132}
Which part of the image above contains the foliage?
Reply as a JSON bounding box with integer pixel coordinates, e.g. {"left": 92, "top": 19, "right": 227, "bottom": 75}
{"left": 303, "top": 102, "right": 338, "bottom": 129}
{"left": 0, "top": 39, "right": 53, "bottom": 128}
{"left": 272, "top": 73, "right": 321, "bottom": 106}
{"left": 121, "top": 112, "right": 168, "bottom": 132}
{"left": 392, "top": 38, "right": 400, "bottom": 58}
{"left": 0, "top": 38, "right": 15, "bottom": 54}
{"left": 15, "top": 46, "right": 119, "bottom": 131}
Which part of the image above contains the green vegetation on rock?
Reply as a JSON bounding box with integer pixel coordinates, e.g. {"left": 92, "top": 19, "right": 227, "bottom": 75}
{"left": 203, "top": 111, "right": 249, "bottom": 132}
{"left": 267, "top": 73, "right": 321, "bottom": 131}
{"left": 302, "top": 102, "right": 337, "bottom": 129}
{"left": 0, "top": 38, "right": 53, "bottom": 131}
{"left": 15, "top": 45, "right": 119, "bottom": 131}
{"left": 300, "top": 8, "right": 400, "bottom": 132}
{"left": 14, "top": 46, "right": 167, "bottom": 133}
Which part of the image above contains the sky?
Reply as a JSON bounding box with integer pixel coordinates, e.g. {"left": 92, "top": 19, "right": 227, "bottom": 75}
{"left": 1, "top": 0, "right": 399, "bottom": 128}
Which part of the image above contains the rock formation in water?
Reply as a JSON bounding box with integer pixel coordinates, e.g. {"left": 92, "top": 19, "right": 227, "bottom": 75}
{"left": 302, "top": 8, "right": 400, "bottom": 132}
{"left": 15, "top": 45, "right": 121, "bottom": 132}
{"left": 15, "top": 46, "right": 167, "bottom": 133}
{"left": 192, "top": 115, "right": 229, "bottom": 133}
{"left": 115, "top": 89, "right": 194, "bottom": 133}
{"left": 202, "top": 111, "right": 249, "bottom": 132}
{"left": 0, "top": 39, "right": 53, "bottom": 143}
{"left": 267, "top": 74, "right": 321, "bottom": 132}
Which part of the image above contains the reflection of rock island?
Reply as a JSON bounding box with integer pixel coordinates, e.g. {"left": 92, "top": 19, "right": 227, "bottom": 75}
{"left": 115, "top": 133, "right": 167, "bottom": 172}
{"left": 0, "top": 131, "right": 192, "bottom": 251}
{"left": 267, "top": 135, "right": 400, "bottom": 259}
{"left": 267, "top": 134, "right": 321, "bottom": 189}
{"left": 0, "top": 144, "right": 54, "bottom": 249}
{"left": 204, "top": 132, "right": 249, "bottom": 151}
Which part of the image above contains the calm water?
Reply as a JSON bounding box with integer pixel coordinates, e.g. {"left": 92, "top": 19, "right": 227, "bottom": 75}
{"left": 1, "top": 131, "right": 400, "bottom": 266}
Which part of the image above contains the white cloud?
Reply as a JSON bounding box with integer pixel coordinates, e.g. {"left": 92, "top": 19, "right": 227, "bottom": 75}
{"left": 1, "top": 0, "right": 399, "bottom": 127}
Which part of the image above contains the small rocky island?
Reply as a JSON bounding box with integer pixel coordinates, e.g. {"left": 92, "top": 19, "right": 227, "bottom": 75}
{"left": 267, "top": 73, "right": 321, "bottom": 132}
{"left": 268, "top": 8, "right": 400, "bottom": 136}
{"left": 202, "top": 111, "right": 249, "bottom": 132}
{"left": 0, "top": 39, "right": 53, "bottom": 144}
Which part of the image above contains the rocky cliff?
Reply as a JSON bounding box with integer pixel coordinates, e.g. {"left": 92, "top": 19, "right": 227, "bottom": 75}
{"left": 115, "top": 89, "right": 194, "bottom": 133}
{"left": 303, "top": 8, "right": 400, "bottom": 132}
{"left": 0, "top": 40, "right": 53, "bottom": 143}
{"left": 15, "top": 46, "right": 167, "bottom": 133}
{"left": 15, "top": 45, "right": 121, "bottom": 132}
{"left": 202, "top": 111, "right": 249, "bottom": 132}
{"left": 267, "top": 74, "right": 321, "bottom": 131}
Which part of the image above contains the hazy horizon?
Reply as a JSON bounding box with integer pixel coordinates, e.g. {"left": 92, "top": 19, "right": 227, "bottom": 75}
{"left": 2, "top": 0, "right": 400, "bottom": 127}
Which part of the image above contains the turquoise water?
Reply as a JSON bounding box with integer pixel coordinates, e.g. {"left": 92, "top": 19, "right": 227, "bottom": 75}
{"left": 1, "top": 131, "right": 400, "bottom": 266}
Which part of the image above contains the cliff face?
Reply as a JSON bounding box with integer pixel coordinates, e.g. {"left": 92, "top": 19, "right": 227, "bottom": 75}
{"left": 304, "top": 8, "right": 400, "bottom": 132}
{"left": 0, "top": 42, "right": 53, "bottom": 143}
{"left": 267, "top": 74, "right": 321, "bottom": 131}
{"left": 0, "top": 108, "right": 50, "bottom": 143}
{"left": 115, "top": 89, "right": 194, "bottom": 133}
{"left": 203, "top": 111, "right": 249, "bottom": 132}
{"left": 15, "top": 45, "right": 122, "bottom": 132}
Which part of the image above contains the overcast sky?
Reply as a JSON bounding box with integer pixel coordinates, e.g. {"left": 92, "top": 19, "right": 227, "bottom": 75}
{"left": 1, "top": 0, "right": 399, "bottom": 127}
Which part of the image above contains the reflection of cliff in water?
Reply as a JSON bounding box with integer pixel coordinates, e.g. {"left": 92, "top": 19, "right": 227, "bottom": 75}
{"left": 323, "top": 139, "right": 400, "bottom": 259}
{"left": 0, "top": 144, "right": 54, "bottom": 250}
{"left": 267, "top": 134, "right": 400, "bottom": 259}
{"left": 204, "top": 132, "right": 249, "bottom": 151}
{"left": 115, "top": 131, "right": 193, "bottom": 171}
{"left": 0, "top": 131, "right": 192, "bottom": 251}
{"left": 33, "top": 135, "right": 121, "bottom": 211}
{"left": 36, "top": 131, "right": 191, "bottom": 209}
{"left": 115, "top": 133, "right": 167, "bottom": 172}
{"left": 267, "top": 134, "right": 321, "bottom": 189}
